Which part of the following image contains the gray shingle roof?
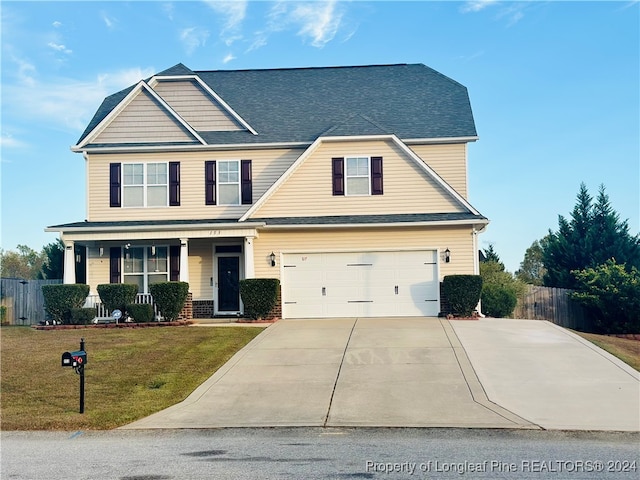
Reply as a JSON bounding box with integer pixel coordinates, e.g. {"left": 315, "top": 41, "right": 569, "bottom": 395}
{"left": 253, "top": 213, "right": 487, "bottom": 226}
{"left": 77, "top": 63, "right": 477, "bottom": 147}
{"left": 47, "top": 213, "right": 486, "bottom": 231}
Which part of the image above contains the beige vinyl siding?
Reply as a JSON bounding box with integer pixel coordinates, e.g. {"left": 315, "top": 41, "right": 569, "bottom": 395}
{"left": 93, "top": 89, "right": 195, "bottom": 144}
{"left": 408, "top": 143, "right": 468, "bottom": 199}
{"left": 86, "top": 247, "right": 111, "bottom": 294}
{"left": 251, "top": 139, "right": 465, "bottom": 219}
{"left": 152, "top": 80, "right": 243, "bottom": 132}
{"left": 187, "top": 239, "right": 214, "bottom": 300}
{"left": 253, "top": 225, "right": 476, "bottom": 280}
{"left": 87, "top": 148, "right": 301, "bottom": 221}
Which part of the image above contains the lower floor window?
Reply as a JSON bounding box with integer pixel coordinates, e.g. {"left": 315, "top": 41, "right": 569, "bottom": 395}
{"left": 123, "top": 246, "right": 168, "bottom": 293}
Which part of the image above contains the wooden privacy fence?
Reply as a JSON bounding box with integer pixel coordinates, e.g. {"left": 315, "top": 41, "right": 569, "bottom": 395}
{"left": 514, "top": 285, "right": 591, "bottom": 331}
{"left": 0, "top": 278, "right": 62, "bottom": 325}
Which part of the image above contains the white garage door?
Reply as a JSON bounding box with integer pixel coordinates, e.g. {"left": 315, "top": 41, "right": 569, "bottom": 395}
{"left": 281, "top": 250, "right": 439, "bottom": 318}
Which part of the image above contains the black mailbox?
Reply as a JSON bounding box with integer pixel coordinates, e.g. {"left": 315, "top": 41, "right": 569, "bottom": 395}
{"left": 61, "top": 350, "right": 87, "bottom": 367}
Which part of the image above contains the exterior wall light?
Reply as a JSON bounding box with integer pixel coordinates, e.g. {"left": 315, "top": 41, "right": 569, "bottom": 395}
{"left": 444, "top": 248, "right": 451, "bottom": 263}
{"left": 269, "top": 252, "right": 276, "bottom": 267}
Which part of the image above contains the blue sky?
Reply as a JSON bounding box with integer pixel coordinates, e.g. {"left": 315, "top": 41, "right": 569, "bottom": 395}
{"left": 1, "top": 0, "right": 638, "bottom": 273}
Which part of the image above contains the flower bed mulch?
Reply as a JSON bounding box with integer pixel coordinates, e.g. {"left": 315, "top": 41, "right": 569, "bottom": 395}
{"left": 31, "top": 321, "right": 192, "bottom": 331}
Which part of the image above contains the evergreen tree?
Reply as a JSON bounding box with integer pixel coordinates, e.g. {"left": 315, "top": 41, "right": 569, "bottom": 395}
{"left": 482, "top": 244, "right": 502, "bottom": 265}
{"left": 542, "top": 183, "right": 640, "bottom": 288}
{"left": 39, "top": 239, "right": 65, "bottom": 279}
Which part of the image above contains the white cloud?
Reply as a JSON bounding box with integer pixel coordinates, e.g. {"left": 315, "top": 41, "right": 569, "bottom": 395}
{"left": 460, "top": 0, "right": 498, "bottom": 14}
{"left": 100, "top": 11, "right": 117, "bottom": 29}
{"left": 223, "top": 53, "right": 236, "bottom": 64}
{"left": 0, "top": 132, "right": 27, "bottom": 150}
{"left": 204, "top": 0, "right": 247, "bottom": 45}
{"left": 52, "top": 21, "right": 62, "bottom": 28}
{"left": 48, "top": 42, "right": 72, "bottom": 55}
{"left": 461, "top": 0, "right": 527, "bottom": 26}
{"left": 3, "top": 64, "right": 156, "bottom": 132}
{"left": 180, "top": 26, "right": 210, "bottom": 55}
{"left": 249, "top": 0, "right": 346, "bottom": 51}
{"left": 290, "top": 1, "right": 343, "bottom": 48}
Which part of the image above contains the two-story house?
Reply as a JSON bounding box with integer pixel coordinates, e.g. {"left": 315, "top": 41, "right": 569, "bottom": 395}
{"left": 47, "top": 63, "right": 488, "bottom": 319}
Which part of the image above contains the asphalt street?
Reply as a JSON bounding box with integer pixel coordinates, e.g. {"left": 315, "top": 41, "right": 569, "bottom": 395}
{"left": 2, "top": 428, "right": 639, "bottom": 480}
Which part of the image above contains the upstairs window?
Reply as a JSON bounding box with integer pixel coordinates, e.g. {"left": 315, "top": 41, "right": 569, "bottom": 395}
{"left": 110, "top": 162, "right": 179, "bottom": 208}
{"left": 205, "top": 160, "right": 252, "bottom": 206}
{"left": 218, "top": 160, "right": 240, "bottom": 205}
{"left": 346, "top": 157, "right": 370, "bottom": 195}
{"left": 332, "top": 156, "right": 383, "bottom": 196}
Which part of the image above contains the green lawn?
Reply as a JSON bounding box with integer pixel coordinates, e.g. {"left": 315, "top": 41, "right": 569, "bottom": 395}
{"left": 574, "top": 331, "right": 640, "bottom": 371}
{"left": 0, "top": 325, "right": 263, "bottom": 430}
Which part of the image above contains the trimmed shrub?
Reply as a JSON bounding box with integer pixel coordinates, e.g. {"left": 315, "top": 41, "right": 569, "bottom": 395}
{"left": 481, "top": 284, "right": 517, "bottom": 318}
{"left": 442, "top": 275, "right": 482, "bottom": 317}
{"left": 149, "top": 282, "right": 189, "bottom": 322}
{"left": 126, "top": 303, "right": 154, "bottom": 323}
{"left": 239, "top": 278, "right": 280, "bottom": 320}
{"left": 69, "top": 307, "right": 96, "bottom": 325}
{"left": 42, "top": 284, "right": 90, "bottom": 324}
{"left": 97, "top": 284, "right": 138, "bottom": 314}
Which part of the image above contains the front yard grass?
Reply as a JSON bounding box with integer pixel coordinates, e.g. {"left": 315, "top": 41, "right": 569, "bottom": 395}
{"left": 574, "top": 331, "right": 640, "bottom": 371}
{"left": 0, "top": 325, "right": 263, "bottom": 430}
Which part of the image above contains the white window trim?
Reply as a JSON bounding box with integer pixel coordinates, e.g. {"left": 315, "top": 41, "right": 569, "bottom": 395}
{"left": 345, "top": 156, "right": 371, "bottom": 196}
{"left": 217, "top": 159, "right": 241, "bottom": 206}
{"left": 122, "top": 245, "right": 169, "bottom": 294}
{"left": 122, "top": 162, "right": 169, "bottom": 208}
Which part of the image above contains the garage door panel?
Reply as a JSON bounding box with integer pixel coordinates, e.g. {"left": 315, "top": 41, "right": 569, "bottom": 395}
{"left": 282, "top": 250, "right": 439, "bottom": 318}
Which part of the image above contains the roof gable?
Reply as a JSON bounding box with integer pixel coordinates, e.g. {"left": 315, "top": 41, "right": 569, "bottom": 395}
{"left": 240, "top": 135, "right": 480, "bottom": 221}
{"left": 77, "top": 81, "right": 205, "bottom": 148}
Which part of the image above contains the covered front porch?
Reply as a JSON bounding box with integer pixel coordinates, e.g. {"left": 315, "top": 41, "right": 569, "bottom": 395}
{"left": 46, "top": 219, "right": 266, "bottom": 318}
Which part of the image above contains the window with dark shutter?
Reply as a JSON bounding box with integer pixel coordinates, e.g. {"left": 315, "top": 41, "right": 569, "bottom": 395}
{"left": 109, "top": 163, "right": 121, "bottom": 207}
{"left": 109, "top": 247, "right": 121, "bottom": 283}
{"left": 205, "top": 161, "right": 216, "bottom": 205}
{"left": 241, "top": 160, "right": 252, "bottom": 205}
{"left": 332, "top": 157, "right": 345, "bottom": 196}
{"left": 371, "top": 156, "right": 383, "bottom": 195}
{"left": 169, "top": 245, "right": 180, "bottom": 281}
{"left": 169, "top": 162, "right": 180, "bottom": 206}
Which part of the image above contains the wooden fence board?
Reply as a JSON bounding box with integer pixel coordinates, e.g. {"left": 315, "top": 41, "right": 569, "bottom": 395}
{"left": 514, "top": 284, "right": 591, "bottom": 331}
{"left": 1, "top": 278, "right": 62, "bottom": 325}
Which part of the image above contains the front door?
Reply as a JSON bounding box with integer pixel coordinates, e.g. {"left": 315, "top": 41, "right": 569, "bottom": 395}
{"left": 217, "top": 256, "right": 240, "bottom": 312}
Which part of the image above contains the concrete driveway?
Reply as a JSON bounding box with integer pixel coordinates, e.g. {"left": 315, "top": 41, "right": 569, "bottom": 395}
{"left": 123, "top": 318, "right": 640, "bottom": 431}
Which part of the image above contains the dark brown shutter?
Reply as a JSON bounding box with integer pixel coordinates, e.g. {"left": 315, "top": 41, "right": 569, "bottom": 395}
{"left": 109, "top": 163, "right": 121, "bottom": 207}
{"left": 169, "top": 161, "right": 180, "bottom": 206}
{"left": 169, "top": 245, "right": 180, "bottom": 281}
{"left": 371, "top": 156, "right": 383, "bottom": 195}
{"left": 205, "top": 161, "right": 216, "bottom": 205}
{"left": 332, "top": 157, "right": 344, "bottom": 196}
{"left": 241, "top": 160, "right": 252, "bottom": 205}
{"left": 109, "top": 247, "right": 121, "bottom": 284}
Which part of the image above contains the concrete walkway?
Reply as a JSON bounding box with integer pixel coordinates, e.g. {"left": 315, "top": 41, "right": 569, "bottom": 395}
{"left": 123, "top": 318, "right": 639, "bottom": 431}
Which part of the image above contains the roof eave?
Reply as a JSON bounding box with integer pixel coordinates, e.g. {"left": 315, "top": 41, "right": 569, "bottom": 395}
{"left": 260, "top": 218, "right": 490, "bottom": 230}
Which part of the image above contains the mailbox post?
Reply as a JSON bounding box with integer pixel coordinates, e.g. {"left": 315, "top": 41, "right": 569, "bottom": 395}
{"left": 61, "top": 338, "right": 87, "bottom": 414}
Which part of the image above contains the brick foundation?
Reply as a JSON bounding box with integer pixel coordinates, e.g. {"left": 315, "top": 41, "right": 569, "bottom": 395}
{"left": 178, "top": 292, "right": 193, "bottom": 321}
{"left": 192, "top": 300, "right": 215, "bottom": 319}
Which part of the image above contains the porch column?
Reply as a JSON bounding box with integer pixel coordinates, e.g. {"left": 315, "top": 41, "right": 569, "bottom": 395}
{"left": 244, "top": 236, "right": 255, "bottom": 279}
{"left": 179, "top": 239, "right": 189, "bottom": 283}
{"left": 63, "top": 240, "right": 76, "bottom": 284}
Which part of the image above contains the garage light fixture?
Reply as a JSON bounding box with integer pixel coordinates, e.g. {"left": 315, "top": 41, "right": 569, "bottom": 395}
{"left": 444, "top": 248, "right": 451, "bottom": 263}
{"left": 269, "top": 252, "right": 276, "bottom": 267}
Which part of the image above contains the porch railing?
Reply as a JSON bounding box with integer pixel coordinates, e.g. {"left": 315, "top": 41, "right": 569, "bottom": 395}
{"left": 84, "top": 294, "right": 161, "bottom": 320}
